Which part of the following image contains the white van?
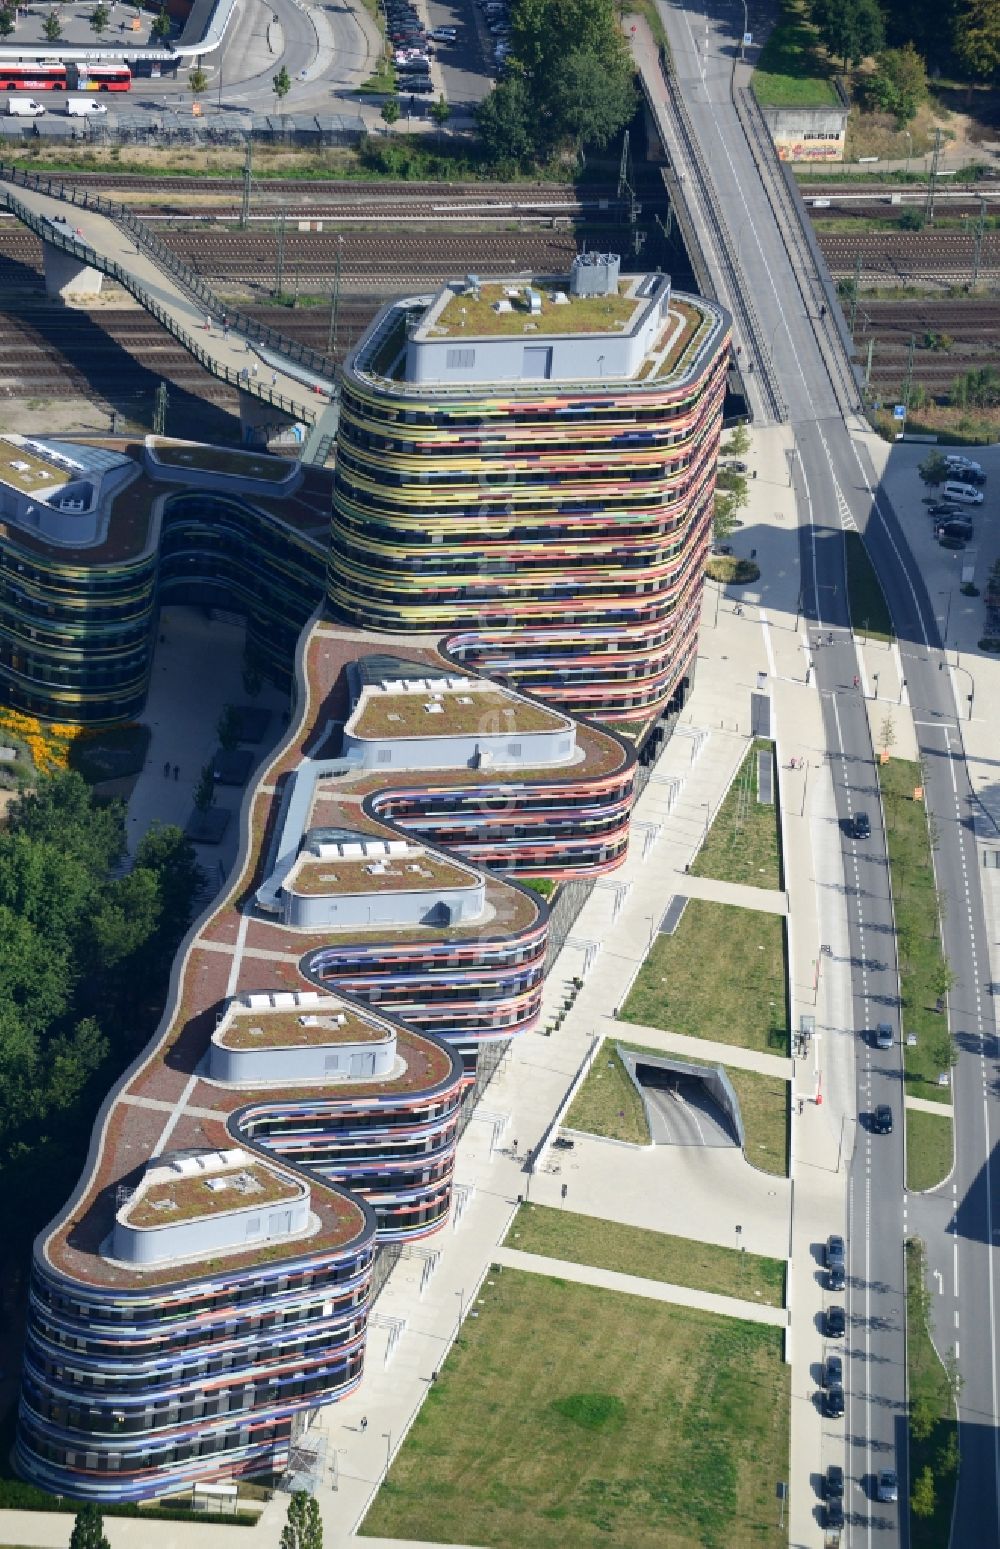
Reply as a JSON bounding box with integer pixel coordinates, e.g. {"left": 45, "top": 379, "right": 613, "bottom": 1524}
{"left": 7, "top": 97, "right": 45, "bottom": 117}
{"left": 942, "top": 480, "right": 984, "bottom": 505}
{"left": 67, "top": 99, "right": 109, "bottom": 117}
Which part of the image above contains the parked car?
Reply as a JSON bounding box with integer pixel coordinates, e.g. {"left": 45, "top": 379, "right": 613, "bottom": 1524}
{"left": 400, "top": 78, "right": 434, "bottom": 93}
{"left": 825, "top": 1381, "right": 845, "bottom": 1418}
{"left": 877, "top": 1469, "right": 899, "bottom": 1503}
{"left": 823, "top": 1353, "right": 844, "bottom": 1388}
{"left": 825, "top": 1497, "right": 845, "bottom": 1531}
{"left": 936, "top": 519, "right": 974, "bottom": 541}
{"left": 873, "top": 1104, "right": 893, "bottom": 1134}
{"left": 429, "top": 25, "right": 457, "bottom": 40}
{"left": 723, "top": 459, "right": 748, "bottom": 473}
{"left": 927, "top": 503, "right": 962, "bottom": 518}
{"left": 826, "top": 1233, "right": 846, "bottom": 1290}
{"left": 938, "top": 535, "right": 967, "bottom": 551}
{"left": 825, "top": 1304, "right": 846, "bottom": 1339}
{"left": 824, "top": 1464, "right": 845, "bottom": 1499}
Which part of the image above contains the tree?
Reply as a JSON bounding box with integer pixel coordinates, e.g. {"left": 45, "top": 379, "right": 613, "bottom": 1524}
{"left": 280, "top": 1491, "right": 323, "bottom": 1549}
{"left": 193, "top": 763, "right": 216, "bottom": 814}
{"left": 713, "top": 490, "right": 739, "bottom": 542}
{"left": 911, "top": 1466, "right": 936, "bottom": 1519}
{"left": 811, "top": 0, "right": 884, "bottom": 67}
{"left": 910, "top": 1389, "right": 936, "bottom": 1443}
{"left": 273, "top": 65, "right": 292, "bottom": 104}
{"left": 89, "top": 2, "right": 110, "bottom": 36}
{"left": 151, "top": 5, "right": 171, "bottom": 37}
{"left": 879, "top": 714, "right": 896, "bottom": 757}
{"left": 476, "top": 76, "right": 535, "bottom": 165}
{"left": 430, "top": 94, "right": 452, "bottom": 129}
{"left": 950, "top": 365, "right": 1000, "bottom": 410}
{"left": 548, "top": 47, "right": 635, "bottom": 152}
{"left": 723, "top": 423, "right": 751, "bottom": 456}
{"left": 134, "top": 824, "right": 202, "bottom": 943}
{"left": 217, "top": 704, "right": 242, "bottom": 753}
{"left": 380, "top": 94, "right": 400, "bottom": 127}
{"left": 866, "top": 43, "right": 927, "bottom": 123}
{"left": 188, "top": 66, "right": 208, "bottom": 94}
{"left": 919, "top": 451, "right": 949, "bottom": 486}
{"left": 0, "top": 9, "right": 15, "bottom": 37}
{"left": 953, "top": 0, "right": 1000, "bottom": 83}
{"left": 42, "top": 10, "right": 62, "bottom": 41}
{"left": 928, "top": 1026, "right": 957, "bottom": 1075}
{"left": 69, "top": 1503, "right": 111, "bottom": 1549}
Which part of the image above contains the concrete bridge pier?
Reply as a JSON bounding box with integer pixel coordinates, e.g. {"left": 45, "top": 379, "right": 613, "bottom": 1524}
{"left": 43, "top": 241, "right": 104, "bottom": 299}
{"left": 239, "top": 387, "right": 305, "bottom": 448}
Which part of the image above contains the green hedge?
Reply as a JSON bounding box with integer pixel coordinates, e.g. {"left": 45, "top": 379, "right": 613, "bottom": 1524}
{"left": 0, "top": 1477, "right": 256, "bottom": 1525}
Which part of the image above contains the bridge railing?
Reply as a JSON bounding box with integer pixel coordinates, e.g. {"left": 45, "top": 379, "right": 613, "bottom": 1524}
{"left": 0, "top": 162, "right": 338, "bottom": 385}
{"left": 1, "top": 182, "right": 321, "bottom": 426}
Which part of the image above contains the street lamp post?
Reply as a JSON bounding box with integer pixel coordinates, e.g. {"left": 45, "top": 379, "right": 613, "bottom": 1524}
{"left": 903, "top": 129, "right": 912, "bottom": 175}
{"left": 939, "top": 588, "right": 953, "bottom": 645}
{"left": 382, "top": 1431, "right": 392, "bottom": 1477}
{"left": 873, "top": 671, "right": 879, "bottom": 699}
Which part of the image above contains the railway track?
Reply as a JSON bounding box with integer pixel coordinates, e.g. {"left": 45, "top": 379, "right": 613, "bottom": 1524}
{"left": 819, "top": 228, "right": 1000, "bottom": 280}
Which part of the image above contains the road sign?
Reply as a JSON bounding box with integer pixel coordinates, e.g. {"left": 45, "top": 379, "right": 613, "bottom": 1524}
{"left": 743, "top": 31, "right": 753, "bottom": 45}
{"left": 893, "top": 404, "right": 907, "bottom": 420}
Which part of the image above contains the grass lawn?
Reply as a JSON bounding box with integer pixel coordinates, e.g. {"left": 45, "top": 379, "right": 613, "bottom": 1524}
{"left": 567, "top": 1040, "right": 790, "bottom": 1178}
{"left": 361, "top": 1270, "right": 790, "bottom": 1549}
{"left": 906, "top": 1238, "right": 958, "bottom": 1544}
{"left": 622, "top": 899, "right": 789, "bottom": 1054}
{"left": 751, "top": 0, "right": 839, "bottom": 109}
{"left": 844, "top": 531, "right": 894, "bottom": 642}
{"left": 505, "top": 1202, "right": 786, "bottom": 1305}
{"left": 692, "top": 739, "right": 783, "bottom": 889}
{"left": 906, "top": 1108, "right": 954, "bottom": 1193}
{"left": 879, "top": 759, "right": 954, "bottom": 1101}
{"left": 706, "top": 556, "right": 761, "bottom": 585}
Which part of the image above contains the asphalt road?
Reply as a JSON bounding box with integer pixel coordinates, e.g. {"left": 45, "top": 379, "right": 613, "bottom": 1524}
{"left": 660, "top": 1, "right": 999, "bottom": 1543}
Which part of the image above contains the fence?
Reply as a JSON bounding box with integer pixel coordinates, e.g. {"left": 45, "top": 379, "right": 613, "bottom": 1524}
{"left": 0, "top": 162, "right": 338, "bottom": 384}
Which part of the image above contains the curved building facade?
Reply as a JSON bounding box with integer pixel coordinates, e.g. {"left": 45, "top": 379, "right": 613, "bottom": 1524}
{"left": 329, "top": 263, "right": 730, "bottom": 729}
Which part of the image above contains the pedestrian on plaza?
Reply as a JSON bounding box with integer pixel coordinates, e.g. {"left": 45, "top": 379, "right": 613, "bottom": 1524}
{"left": 561, "top": 1183, "right": 568, "bottom": 1201}
{"left": 251, "top": 364, "right": 259, "bottom": 378}
{"left": 173, "top": 764, "right": 179, "bottom": 781}
{"left": 853, "top": 674, "right": 859, "bottom": 689}
{"left": 163, "top": 760, "right": 170, "bottom": 778}
{"left": 511, "top": 1139, "right": 518, "bottom": 1155}
{"left": 205, "top": 315, "right": 212, "bottom": 333}
{"left": 271, "top": 372, "right": 278, "bottom": 387}
{"left": 360, "top": 1416, "right": 368, "bottom": 1432}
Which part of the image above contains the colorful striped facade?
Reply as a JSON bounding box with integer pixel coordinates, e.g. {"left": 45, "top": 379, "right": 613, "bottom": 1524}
{"left": 15, "top": 275, "right": 728, "bottom": 1505}
{"left": 328, "top": 283, "right": 729, "bottom": 729}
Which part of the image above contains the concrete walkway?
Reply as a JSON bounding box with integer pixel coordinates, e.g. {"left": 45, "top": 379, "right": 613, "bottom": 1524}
{"left": 496, "top": 1246, "right": 789, "bottom": 1327}
{"left": 1, "top": 180, "right": 332, "bottom": 426}
{"left": 904, "top": 1095, "right": 954, "bottom": 1117}
{"left": 670, "top": 870, "right": 789, "bottom": 914}
{"left": 606, "top": 1014, "right": 794, "bottom": 1080}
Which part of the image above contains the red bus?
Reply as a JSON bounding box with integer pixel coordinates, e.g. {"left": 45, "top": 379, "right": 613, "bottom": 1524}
{"left": 73, "top": 63, "right": 132, "bottom": 91}
{"left": 0, "top": 63, "right": 68, "bottom": 90}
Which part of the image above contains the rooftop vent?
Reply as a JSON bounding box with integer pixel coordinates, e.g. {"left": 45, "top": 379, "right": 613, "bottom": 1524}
{"left": 570, "top": 252, "right": 621, "bottom": 297}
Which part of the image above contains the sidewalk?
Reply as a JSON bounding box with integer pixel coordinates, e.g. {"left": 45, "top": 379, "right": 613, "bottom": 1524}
{"left": 496, "top": 1246, "right": 789, "bottom": 1327}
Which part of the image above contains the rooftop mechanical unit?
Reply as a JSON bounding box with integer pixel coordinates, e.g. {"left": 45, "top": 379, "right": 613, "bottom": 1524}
{"left": 570, "top": 252, "right": 621, "bottom": 297}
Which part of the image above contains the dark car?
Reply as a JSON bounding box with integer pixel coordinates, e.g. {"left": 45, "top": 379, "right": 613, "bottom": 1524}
{"left": 873, "top": 1104, "right": 893, "bottom": 1134}
{"left": 928, "top": 503, "right": 962, "bottom": 518}
{"left": 826, "top": 1497, "right": 845, "bottom": 1531}
{"left": 877, "top": 1468, "right": 899, "bottom": 1503}
{"left": 825, "top": 1304, "right": 846, "bottom": 1339}
{"left": 823, "top": 1353, "right": 844, "bottom": 1388}
{"left": 825, "top": 1464, "right": 845, "bottom": 1499}
{"left": 825, "top": 1381, "right": 845, "bottom": 1418}
{"left": 853, "top": 811, "right": 871, "bottom": 841}
{"left": 826, "top": 1233, "right": 846, "bottom": 1290}
{"left": 936, "top": 520, "right": 974, "bottom": 541}
{"left": 939, "top": 535, "right": 967, "bottom": 551}
{"left": 401, "top": 79, "right": 434, "bottom": 93}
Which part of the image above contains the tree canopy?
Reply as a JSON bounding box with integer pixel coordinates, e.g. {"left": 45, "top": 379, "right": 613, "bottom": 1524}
{"left": 476, "top": 0, "right": 635, "bottom": 166}
{"left": 811, "top": 0, "right": 884, "bottom": 67}
{"left": 0, "top": 774, "right": 202, "bottom": 1244}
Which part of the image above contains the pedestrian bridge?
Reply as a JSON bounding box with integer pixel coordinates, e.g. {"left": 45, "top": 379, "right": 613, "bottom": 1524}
{"left": 0, "top": 164, "right": 337, "bottom": 435}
